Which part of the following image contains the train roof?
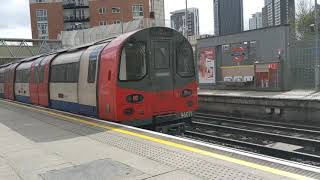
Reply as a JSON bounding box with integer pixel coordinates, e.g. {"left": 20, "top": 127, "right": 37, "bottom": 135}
{"left": 0, "top": 27, "right": 181, "bottom": 69}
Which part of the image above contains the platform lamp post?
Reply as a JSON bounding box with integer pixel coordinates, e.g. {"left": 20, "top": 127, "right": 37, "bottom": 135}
{"left": 315, "top": 0, "right": 320, "bottom": 90}
{"left": 185, "top": 0, "right": 188, "bottom": 38}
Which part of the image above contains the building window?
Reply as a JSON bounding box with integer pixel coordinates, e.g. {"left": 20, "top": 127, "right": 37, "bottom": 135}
{"left": 99, "top": 21, "right": 107, "bottom": 26}
{"left": 36, "top": 9, "right": 47, "bottom": 22}
{"left": 37, "top": 22, "right": 48, "bottom": 39}
{"left": 35, "top": 0, "right": 46, "bottom": 3}
{"left": 112, "top": 7, "right": 121, "bottom": 13}
{"left": 113, "top": 20, "right": 121, "bottom": 24}
{"left": 98, "top": 7, "right": 107, "bottom": 14}
{"left": 132, "top": 4, "right": 144, "bottom": 18}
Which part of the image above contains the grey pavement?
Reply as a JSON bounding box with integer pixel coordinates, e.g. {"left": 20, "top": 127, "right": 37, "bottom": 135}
{"left": 0, "top": 101, "right": 298, "bottom": 180}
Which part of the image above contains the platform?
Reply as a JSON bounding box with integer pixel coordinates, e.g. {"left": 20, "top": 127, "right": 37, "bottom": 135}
{"left": 198, "top": 89, "right": 320, "bottom": 101}
{"left": 0, "top": 100, "right": 319, "bottom": 180}
{"left": 198, "top": 89, "right": 320, "bottom": 121}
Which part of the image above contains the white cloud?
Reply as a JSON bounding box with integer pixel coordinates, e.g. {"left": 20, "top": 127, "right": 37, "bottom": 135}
{"left": 0, "top": 0, "right": 31, "bottom": 38}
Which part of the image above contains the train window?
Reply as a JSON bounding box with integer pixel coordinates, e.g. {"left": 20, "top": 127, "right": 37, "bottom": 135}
{"left": 16, "top": 69, "right": 30, "bottom": 83}
{"left": 50, "top": 64, "right": 65, "bottom": 83}
{"left": 0, "top": 73, "right": 4, "bottom": 83}
{"left": 34, "top": 67, "right": 39, "bottom": 84}
{"left": 87, "top": 45, "right": 105, "bottom": 83}
{"left": 66, "top": 63, "right": 79, "bottom": 83}
{"left": 87, "top": 60, "right": 96, "bottom": 83}
{"left": 119, "top": 42, "right": 146, "bottom": 81}
{"left": 38, "top": 65, "right": 45, "bottom": 83}
{"left": 176, "top": 40, "right": 195, "bottom": 77}
{"left": 51, "top": 63, "right": 79, "bottom": 83}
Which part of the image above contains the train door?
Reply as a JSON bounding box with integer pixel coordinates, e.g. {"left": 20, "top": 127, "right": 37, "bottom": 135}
{"left": 78, "top": 44, "right": 106, "bottom": 117}
{"left": 7, "top": 63, "right": 19, "bottom": 100}
{"left": 30, "top": 58, "right": 42, "bottom": 105}
{"left": 38, "top": 54, "right": 56, "bottom": 107}
{"left": 151, "top": 40, "right": 175, "bottom": 114}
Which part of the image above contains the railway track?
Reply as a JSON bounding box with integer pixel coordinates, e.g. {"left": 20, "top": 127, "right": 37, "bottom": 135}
{"left": 185, "top": 112, "right": 320, "bottom": 166}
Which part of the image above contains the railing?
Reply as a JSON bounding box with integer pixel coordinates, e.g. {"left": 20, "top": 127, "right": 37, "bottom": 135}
{"left": 64, "top": 16, "right": 90, "bottom": 23}
{"left": 0, "top": 38, "right": 62, "bottom": 65}
{"left": 63, "top": 2, "right": 89, "bottom": 9}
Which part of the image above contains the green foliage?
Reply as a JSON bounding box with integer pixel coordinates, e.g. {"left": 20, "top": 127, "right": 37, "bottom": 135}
{"left": 295, "top": 0, "right": 319, "bottom": 40}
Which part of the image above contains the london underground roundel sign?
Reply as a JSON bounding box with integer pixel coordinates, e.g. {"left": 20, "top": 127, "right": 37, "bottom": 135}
{"left": 231, "top": 47, "right": 245, "bottom": 63}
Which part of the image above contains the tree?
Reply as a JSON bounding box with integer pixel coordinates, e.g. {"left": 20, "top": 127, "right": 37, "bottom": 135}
{"left": 295, "top": 0, "right": 319, "bottom": 40}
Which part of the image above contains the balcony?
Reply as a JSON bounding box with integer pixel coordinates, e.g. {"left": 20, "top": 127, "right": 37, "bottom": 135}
{"left": 63, "top": 2, "right": 89, "bottom": 9}
{"left": 64, "top": 16, "right": 90, "bottom": 23}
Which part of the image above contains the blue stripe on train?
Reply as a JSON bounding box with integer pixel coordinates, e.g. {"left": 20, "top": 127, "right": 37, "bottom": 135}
{"left": 50, "top": 100, "right": 97, "bottom": 117}
{"left": 16, "top": 95, "right": 31, "bottom": 104}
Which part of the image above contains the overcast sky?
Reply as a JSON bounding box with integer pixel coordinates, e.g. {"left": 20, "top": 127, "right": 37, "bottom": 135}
{"left": 0, "top": 0, "right": 265, "bottom": 39}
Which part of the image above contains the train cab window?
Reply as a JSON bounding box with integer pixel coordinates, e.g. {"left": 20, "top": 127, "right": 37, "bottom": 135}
{"left": 176, "top": 40, "right": 195, "bottom": 77}
{"left": 154, "top": 44, "right": 170, "bottom": 69}
{"left": 119, "top": 42, "right": 146, "bottom": 81}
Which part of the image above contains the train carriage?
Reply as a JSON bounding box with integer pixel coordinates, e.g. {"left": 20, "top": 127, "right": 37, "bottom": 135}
{"left": 0, "top": 27, "right": 198, "bottom": 131}
{"left": 49, "top": 50, "right": 84, "bottom": 113}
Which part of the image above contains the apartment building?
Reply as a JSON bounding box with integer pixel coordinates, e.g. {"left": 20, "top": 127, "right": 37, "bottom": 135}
{"left": 29, "top": 0, "right": 164, "bottom": 39}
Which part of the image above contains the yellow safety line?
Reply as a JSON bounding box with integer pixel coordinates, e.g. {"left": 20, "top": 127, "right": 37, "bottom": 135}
{"left": 1, "top": 100, "right": 316, "bottom": 180}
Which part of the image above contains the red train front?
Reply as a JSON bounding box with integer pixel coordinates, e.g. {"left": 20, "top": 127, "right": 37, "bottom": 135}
{"left": 99, "top": 27, "right": 198, "bottom": 129}
{"left": 0, "top": 27, "right": 198, "bottom": 131}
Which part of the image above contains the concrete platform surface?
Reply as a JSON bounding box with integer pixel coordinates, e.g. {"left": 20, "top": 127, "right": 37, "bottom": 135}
{"left": 199, "top": 89, "right": 320, "bottom": 101}
{"left": 0, "top": 100, "right": 318, "bottom": 180}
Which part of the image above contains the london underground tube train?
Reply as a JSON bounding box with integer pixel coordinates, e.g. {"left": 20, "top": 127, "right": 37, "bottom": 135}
{"left": 0, "top": 27, "right": 198, "bottom": 131}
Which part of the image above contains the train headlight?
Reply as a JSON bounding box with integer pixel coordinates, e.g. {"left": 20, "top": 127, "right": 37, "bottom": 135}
{"left": 181, "top": 89, "right": 192, "bottom": 97}
{"left": 127, "top": 94, "right": 144, "bottom": 103}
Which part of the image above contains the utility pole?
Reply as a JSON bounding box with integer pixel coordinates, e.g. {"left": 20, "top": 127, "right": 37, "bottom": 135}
{"left": 185, "top": 0, "right": 188, "bottom": 38}
{"left": 315, "top": 0, "right": 320, "bottom": 90}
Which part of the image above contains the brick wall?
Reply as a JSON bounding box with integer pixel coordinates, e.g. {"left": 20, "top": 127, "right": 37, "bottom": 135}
{"left": 30, "top": 2, "right": 64, "bottom": 39}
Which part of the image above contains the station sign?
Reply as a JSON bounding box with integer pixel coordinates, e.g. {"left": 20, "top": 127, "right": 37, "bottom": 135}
{"left": 231, "top": 47, "right": 245, "bottom": 63}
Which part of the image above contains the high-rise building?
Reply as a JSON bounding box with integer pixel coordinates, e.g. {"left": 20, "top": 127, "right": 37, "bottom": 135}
{"left": 170, "top": 8, "right": 200, "bottom": 36}
{"left": 213, "top": 0, "right": 243, "bottom": 36}
{"left": 29, "top": 0, "right": 165, "bottom": 39}
{"left": 249, "top": 12, "right": 263, "bottom": 30}
{"left": 261, "top": 0, "right": 295, "bottom": 28}
{"left": 264, "top": 0, "right": 273, "bottom": 5}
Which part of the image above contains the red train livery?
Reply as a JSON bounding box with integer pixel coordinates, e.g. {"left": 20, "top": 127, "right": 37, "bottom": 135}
{"left": 0, "top": 27, "right": 198, "bottom": 129}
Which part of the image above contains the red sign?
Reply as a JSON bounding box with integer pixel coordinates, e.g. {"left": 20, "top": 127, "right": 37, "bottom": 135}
{"left": 268, "top": 63, "right": 279, "bottom": 70}
{"left": 231, "top": 47, "right": 245, "bottom": 62}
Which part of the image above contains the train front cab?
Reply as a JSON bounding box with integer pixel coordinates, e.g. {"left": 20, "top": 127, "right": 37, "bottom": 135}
{"left": 98, "top": 27, "right": 198, "bottom": 128}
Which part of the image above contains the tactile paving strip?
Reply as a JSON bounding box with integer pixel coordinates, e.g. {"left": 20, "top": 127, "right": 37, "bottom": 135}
{"left": 88, "top": 132, "right": 264, "bottom": 180}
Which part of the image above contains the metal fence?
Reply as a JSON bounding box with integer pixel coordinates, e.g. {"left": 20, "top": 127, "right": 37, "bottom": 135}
{"left": 290, "top": 37, "right": 319, "bottom": 89}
